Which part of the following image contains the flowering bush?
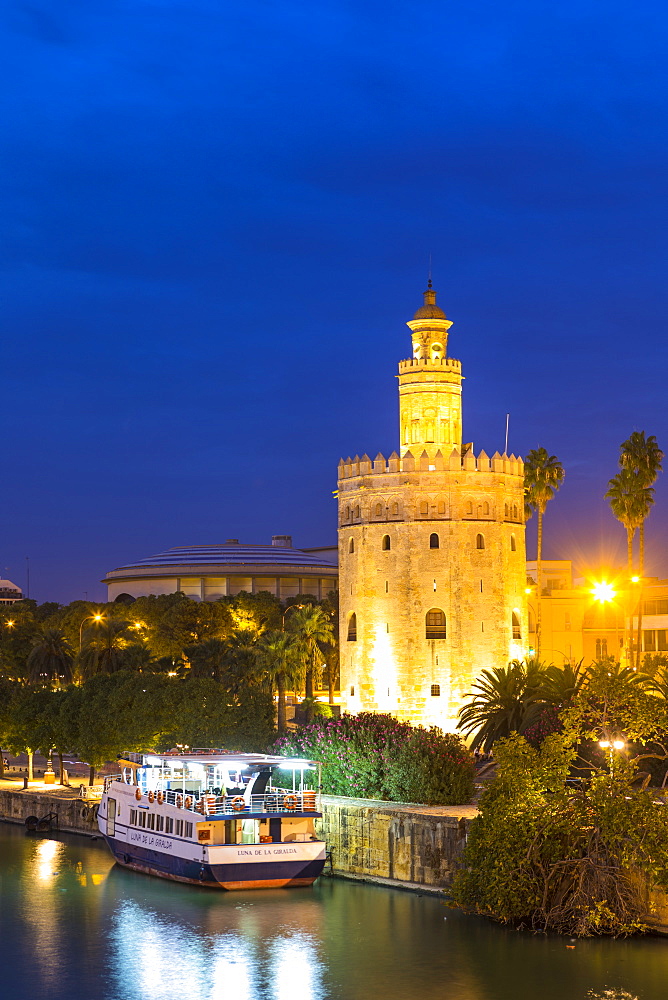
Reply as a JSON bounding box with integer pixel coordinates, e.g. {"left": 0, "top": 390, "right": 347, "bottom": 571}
{"left": 273, "top": 712, "right": 474, "bottom": 805}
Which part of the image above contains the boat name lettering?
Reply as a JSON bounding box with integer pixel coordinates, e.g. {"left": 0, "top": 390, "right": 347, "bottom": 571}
{"left": 129, "top": 831, "right": 172, "bottom": 850}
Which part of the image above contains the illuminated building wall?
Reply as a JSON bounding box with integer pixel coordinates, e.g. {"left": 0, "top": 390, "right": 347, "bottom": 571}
{"left": 337, "top": 286, "right": 527, "bottom": 729}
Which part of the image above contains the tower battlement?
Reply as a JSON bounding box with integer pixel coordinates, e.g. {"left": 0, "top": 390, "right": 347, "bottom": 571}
{"left": 398, "top": 357, "right": 461, "bottom": 374}
{"left": 338, "top": 448, "right": 524, "bottom": 480}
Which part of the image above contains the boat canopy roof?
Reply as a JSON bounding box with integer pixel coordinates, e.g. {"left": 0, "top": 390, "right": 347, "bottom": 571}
{"left": 118, "top": 751, "right": 318, "bottom": 769}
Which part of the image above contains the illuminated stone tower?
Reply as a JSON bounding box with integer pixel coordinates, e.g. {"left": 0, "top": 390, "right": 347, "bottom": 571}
{"left": 337, "top": 285, "right": 527, "bottom": 730}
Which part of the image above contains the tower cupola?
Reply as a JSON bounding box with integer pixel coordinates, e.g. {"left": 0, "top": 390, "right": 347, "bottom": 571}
{"left": 398, "top": 283, "right": 462, "bottom": 458}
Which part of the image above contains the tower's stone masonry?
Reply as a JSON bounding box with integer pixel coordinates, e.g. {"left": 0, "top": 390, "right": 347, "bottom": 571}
{"left": 337, "top": 286, "right": 527, "bottom": 730}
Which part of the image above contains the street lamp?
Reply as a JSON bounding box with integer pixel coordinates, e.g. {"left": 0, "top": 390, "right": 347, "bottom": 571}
{"left": 282, "top": 604, "right": 304, "bottom": 629}
{"left": 598, "top": 738, "right": 625, "bottom": 782}
{"left": 590, "top": 582, "right": 624, "bottom": 664}
{"left": 79, "top": 613, "right": 105, "bottom": 651}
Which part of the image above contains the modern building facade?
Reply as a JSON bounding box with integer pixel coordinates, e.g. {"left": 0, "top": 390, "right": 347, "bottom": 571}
{"left": 0, "top": 579, "right": 24, "bottom": 605}
{"left": 337, "top": 285, "right": 528, "bottom": 730}
{"left": 103, "top": 536, "right": 338, "bottom": 603}
{"left": 527, "top": 560, "right": 668, "bottom": 666}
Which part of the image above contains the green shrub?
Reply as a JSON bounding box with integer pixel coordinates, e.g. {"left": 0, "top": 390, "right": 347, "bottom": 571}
{"left": 274, "top": 713, "right": 474, "bottom": 805}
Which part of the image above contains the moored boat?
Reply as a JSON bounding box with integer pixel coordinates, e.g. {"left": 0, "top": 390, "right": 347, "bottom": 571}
{"left": 97, "top": 750, "right": 325, "bottom": 890}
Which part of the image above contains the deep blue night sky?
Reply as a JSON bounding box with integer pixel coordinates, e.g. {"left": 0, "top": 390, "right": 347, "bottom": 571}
{"left": 2, "top": 0, "right": 667, "bottom": 603}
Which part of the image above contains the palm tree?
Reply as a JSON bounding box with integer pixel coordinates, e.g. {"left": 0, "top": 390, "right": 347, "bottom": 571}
{"left": 26, "top": 628, "right": 74, "bottom": 687}
{"left": 457, "top": 659, "right": 549, "bottom": 752}
{"left": 77, "top": 619, "right": 133, "bottom": 679}
{"left": 524, "top": 448, "right": 565, "bottom": 656}
{"left": 287, "top": 604, "right": 335, "bottom": 704}
{"left": 619, "top": 431, "right": 663, "bottom": 574}
{"left": 619, "top": 432, "right": 663, "bottom": 667}
{"left": 256, "top": 630, "right": 301, "bottom": 733}
{"left": 606, "top": 469, "right": 650, "bottom": 575}
{"left": 183, "top": 638, "right": 227, "bottom": 680}
{"left": 540, "top": 660, "right": 587, "bottom": 709}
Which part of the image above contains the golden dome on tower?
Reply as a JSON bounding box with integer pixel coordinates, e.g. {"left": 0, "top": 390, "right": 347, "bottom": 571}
{"left": 412, "top": 280, "right": 446, "bottom": 320}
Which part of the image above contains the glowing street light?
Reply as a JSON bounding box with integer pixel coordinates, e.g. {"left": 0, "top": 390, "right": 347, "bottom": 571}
{"left": 598, "top": 738, "right": 626, "bottom": 783}
{"left": 79, "top": 613, "right": 105, "bottom": 651}
{"left": 591, "top": 581, "right": 616, "bottom": 603}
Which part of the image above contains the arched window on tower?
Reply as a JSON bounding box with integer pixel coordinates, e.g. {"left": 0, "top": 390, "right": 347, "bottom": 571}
{"left": 476, "top": 533, "right": 485, "bottom": 550}
{"left": 510, "top": 534, "right": 516, "bottom": 552}
{"left": 513, "top": 504, "right": 518, "bottom": 520}
{"left": 345, "top": 505, "right": 351, "bottom": 521}
{"left": 392, "top": 502, "right": 399, "bottom": 517}
{"left": 483, "top": 501, "right": 490, "bottom": 516}
{"left": 381, "top": 534, "right": 391, "bottom": 551}
{"left": 347, "top": 613, "right": 357, "bottom": 641}
{"left": 466, "top": 501, "right": 473, "bottom": 515}
{"left": 429, "top": 533, "right": 439, "bottom": 549}
{"left": 512, "top": 612, "right": 521, "bottom": 640}
{"left": 430, "top": 683, "right": 441, "bottom": 696}
{"left": 349, "top": 538, "right": 355, "bottom": 554}
{"left": 375, "top": 502, "right": 383, "bottom": 518}
{"left": 426, "top": 609, "right": 446, "bottom": 639}
{"left": 420, "top": 501, "right": 429, "bottom": 516}
{"left": 354, "top": 505, "right": 360, "bottom": 519}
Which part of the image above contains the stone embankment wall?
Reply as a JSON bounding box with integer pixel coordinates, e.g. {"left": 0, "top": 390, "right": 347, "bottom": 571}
{"left": 317, "top": 794, "right": 472, "bottom": 889}
{"left": 0, "top": 788, "right": 99, "bottom": 836}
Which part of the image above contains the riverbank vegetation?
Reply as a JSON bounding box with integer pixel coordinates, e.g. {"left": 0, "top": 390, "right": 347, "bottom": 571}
{"left": 0, "top": 591, "right": 337, "bottom": 781}
{"left": 275, "top": 713, "right": 474, "bottom": 805}
{"left": 453, "top": 656, "right": 668, "bottom": 935}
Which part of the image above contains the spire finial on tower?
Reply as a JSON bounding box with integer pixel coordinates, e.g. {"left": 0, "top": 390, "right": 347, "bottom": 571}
{"left": 428, "top": 253, "right": 432, "bottom": 289}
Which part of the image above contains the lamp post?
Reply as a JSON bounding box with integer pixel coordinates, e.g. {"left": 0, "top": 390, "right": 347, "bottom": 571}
{"left": 79, "top": 613, "right": 105, "bottom": 651}
{"left": 598, "top": 738, "right": 625, "bottom": 787}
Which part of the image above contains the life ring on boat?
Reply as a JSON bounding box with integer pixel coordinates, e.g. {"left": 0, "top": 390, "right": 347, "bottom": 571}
{"left": 231, "top": 796, "right": 245, "bottom": 812}
{"left": 176, "top": 794, "right": 183, "bottom": 809}
{"left": 283, "top": 794, "right": 298, "bottom": 810}
{"left": 135, "top": 788, "right": 142, "bottom": 801}
{"left": 148, "top": 791, "right": 154, "bottom": 804}
{"left": 185, "top": 796, "right": 192, "bottom": 810}
{"left": 157, "top": 791, "right": 164, "bottom": 805}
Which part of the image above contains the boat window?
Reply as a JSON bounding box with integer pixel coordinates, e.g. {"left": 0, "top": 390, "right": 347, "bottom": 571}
{"left": 156, "top": 814, "right": 164, "bottom": 832}
{"left": 147, "top": 813, "right": 155, "bottom": 830}
{"left": 165, "top": 817, "right": 173, "bottom": 834}
{"left": 138, "top": 812, "right": 146, "bottom": 828}
{"left": 176, "top": 819, "right": 184, "bottom": 837}
{"left": 241, "top": 819, "right": 259, "bottom": 844}
{"left": 130, "top": 809, "right": 137, "bottom": 826}
{"left": 185, "top": 822, "right": 193, "bottom": 838}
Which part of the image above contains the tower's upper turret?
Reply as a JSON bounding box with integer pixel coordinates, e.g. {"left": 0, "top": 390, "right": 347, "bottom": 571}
{"left": 398, "top": 283, "right": 462, "bottom": 458}
{"left": 406, "top": 281, "right": 453, "bottom": 361}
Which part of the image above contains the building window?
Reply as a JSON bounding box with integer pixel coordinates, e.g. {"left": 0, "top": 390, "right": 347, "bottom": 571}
{"left": 510, "top": 534, "right": 516, "bottom": 552}
{"left": 505, "top": 503, "right": 509, "bottom": 517}
{"left": 385, "top": 580, "right": 389, "bottom": 593}
{"left": 476, "top": 533, "right": 485, "bottom": 550}
{"left": 350, "top": 685, "right": 355, "bottom": 696}
{"left": 426, "top": 609, "right": 446, "bottom": 639}
{"left": 354, "top": 505, "right": 360, "bottom": 519}
{"left": 345, "top": 505, "right": 350, "bottom": 521}
{"left": 466, "top": 501, "right": 473, "bottom": 515}
{"left": 349, "top": 538, "right": 354, "bottom": 553}
{"left": 420, "top": 501, "right": 429, "bottom": 516}
{"left": 483, "top": 501, "right": 489, "bottom": 516}
{"left": 513, "top": 505, "right": 518, "bottom": 519}
{"left": 429, "top": 533, "right": 439, "bottom": 549}
{"left": 596, "top": 638, "right": 608, "bottom": 658}
{"left": 430, "top": 683, "right": 441, "bottom": 697}
{"left": 512, "top": 612, "right": 521, "bottom": 640}
{"left": 392, "top": 502, "right": 399, "bottom": 516}
{"left": 375, "top": 502, "right": 383, "bottom": 517}
{"left": 382, "top": 534, "right": 391, "bottom": 550}
{"left": 347, "top": 613, "right": 357, "bottom": 641}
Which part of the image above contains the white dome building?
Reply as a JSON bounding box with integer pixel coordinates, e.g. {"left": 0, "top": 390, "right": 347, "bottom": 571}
{"left": 103, "top": 535, "right": 338, "bottom": 603}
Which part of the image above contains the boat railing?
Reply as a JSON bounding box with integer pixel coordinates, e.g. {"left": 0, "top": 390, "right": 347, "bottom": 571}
{"left": 106, "top": 777, "right": 318, "bottom": 814}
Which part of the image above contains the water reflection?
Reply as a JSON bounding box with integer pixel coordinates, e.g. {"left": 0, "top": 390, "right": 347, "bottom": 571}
{"left": 1, "top": 824, "right": 667, "bottom": 1000}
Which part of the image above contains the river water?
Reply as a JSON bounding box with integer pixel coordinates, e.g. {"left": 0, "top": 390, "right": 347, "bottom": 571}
{"left": 0, "top": 822, "right": 666, "bottom": 1000}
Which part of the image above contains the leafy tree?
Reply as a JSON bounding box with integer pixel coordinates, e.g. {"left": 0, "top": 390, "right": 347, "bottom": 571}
{"left": 26, "top": 628, "right": 74, "bottom": 686}
{"left": 162, "top": 676, "right": 275, "bottom": 752}
{"left": 452, "top": 732, "right": 668, "bottom": 936}
{"left": 224, "top": 590, "right": 283, "bottom": 634}
{"left": 524, "top": 448, "right": 565, "bottom": 656}
{"left": 183, "top": 638, "right": 227, "bottom": 679}
{"left": 457, "top": 659, "right": 549, "bottom": 751}
{"left": 70, "top": 672, "right": 173, "bottom": 784}
{"left": 0, "top": 604, "right": 40, "bottom": 679}
{"left": 153, "top": 596, "right": 232, "bottom": 658}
